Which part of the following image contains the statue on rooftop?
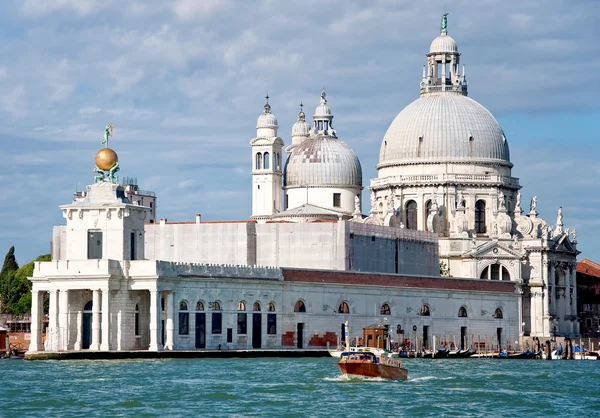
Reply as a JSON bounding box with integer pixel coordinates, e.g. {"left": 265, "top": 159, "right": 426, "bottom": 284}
{"left": 530, "top": 196, "right": 537, "bottom": 213}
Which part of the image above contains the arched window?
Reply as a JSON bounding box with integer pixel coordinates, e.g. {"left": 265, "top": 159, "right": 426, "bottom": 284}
{"left": 267, "top": 303, "right": 276, "bottom": 334}
{"left": 475, "top": 200, "right": 486, "bottom": 234}
{"left": 275, "top": 153, "right": 280, "bottom": 169}
{"left": 338, "top": 302, "right": 349, "bottom": 314}
{"left": 425, "top": 200, "right": 432, "bottom": 231}
{"left": 134, "top": 303, "right": 140, "bottom": 336}
{"left": 294, "top": 300, "right": 306, "bottom": 313}
{"left": 255, "top": 153, "right": 262, "bottom": 170}
{"left": 480, "top": 264, "right": 511, "bottom": 281}
{"left": 494, "top": 308, "right": 503, "bottom": 319}
{"left": 237, "top": 301, "right": 247, "bottom": 335}
{"left": 196, "top": 300, "right": 205, "bottom": 311}
{"left": 380, "top": 303, "right": 391, "bottom": 315}
{"left": 458, "top": 306, "right": 468, "bottom": 317}
{"left": 420, "top": 304, "right": 430, "bottom": 316}
{"left": 263, "top": 152, "right": 270, "bottom": 169}
{"left": 253, "top": 302, "right": 261, "bottom": 311}
{"left": 179, "top": 300, "right": 189, "bottom": 335}
{"left": 211, "top": 301, "right": 222, "bottom": 335}
{"left": 405, "top": 200, "right": 418, "bottom": 230}
{"left": 84, "top": 300, "right": 93, "bottom": 311}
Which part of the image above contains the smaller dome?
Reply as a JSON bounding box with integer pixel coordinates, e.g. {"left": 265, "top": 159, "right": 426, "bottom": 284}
{"left": 256, "top": 103, "right": 278, "bottom": 128}
{"left": 95, "top": 148, "right": 118, "bottom": 171}
{"left": 429, "top": 34, "right": 457, "bottom": 54}
{"left": 292, "top": 110, "right": 310, "bottom": 137}
{"left": 284, "top": 135, "right": 362, "bottom": 188}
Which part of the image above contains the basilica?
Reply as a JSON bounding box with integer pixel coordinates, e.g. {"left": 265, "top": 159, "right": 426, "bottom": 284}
{"left": 27, "top": 17, "right": 577, "bottom": 354}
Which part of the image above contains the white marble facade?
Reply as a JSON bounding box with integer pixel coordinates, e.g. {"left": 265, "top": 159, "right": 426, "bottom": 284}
{"left": 29, "top": 17, "right": 574, "bottom": 354}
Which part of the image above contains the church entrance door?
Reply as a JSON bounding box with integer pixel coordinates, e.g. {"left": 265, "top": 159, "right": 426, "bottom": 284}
{"left": 82, "top": 300, "right": 93, "bottom": 349}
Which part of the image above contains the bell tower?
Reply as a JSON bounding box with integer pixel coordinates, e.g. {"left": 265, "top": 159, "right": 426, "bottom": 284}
{"left": 250, "top": 96, "right": 284, "bottom": 219}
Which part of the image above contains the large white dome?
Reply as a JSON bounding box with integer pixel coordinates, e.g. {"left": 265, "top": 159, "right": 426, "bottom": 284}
{"left": 379, "top": 93, "right": 510, "bottom": 167}
{"left": 284, "top": 135, "right": 362, "bottom": 187}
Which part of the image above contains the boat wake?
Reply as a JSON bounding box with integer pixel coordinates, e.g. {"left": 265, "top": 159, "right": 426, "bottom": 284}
{"left": 325, "top": 374, "right": 390, "bottom": 383}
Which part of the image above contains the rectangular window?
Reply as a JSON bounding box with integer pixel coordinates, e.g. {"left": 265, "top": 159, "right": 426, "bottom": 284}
{"left": 267, "top": 313, "right": 276, "bottom": 335}
{"left": 212, "top": 312, "right": 222, "bottom": 334}
{"left": 284, "top": 194, "right": 289, "bottom": 210}
{"left": 237, "top": 313, "right": 247, "bottom": 335}
{"left": 87, "top": 230, "right": 103, "bottom": 259}
{"left": 333, "top": 193, "right": 341, "bottom": 208}
{"left": 130, "top": 231, "right": 135, "bottom": 260}
{"left": 227, "top": 328, "right": 233, "bottom": 343}
{"left": 179, "top": 312, "right": 189, "bottom": 335}
{"left": 134, "top": 311, "right": 140, "bottom": 336}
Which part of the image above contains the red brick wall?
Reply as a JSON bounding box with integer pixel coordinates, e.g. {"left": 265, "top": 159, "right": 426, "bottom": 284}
{"left": 281, "top": 331, "right": 295, "bottom": 347}
{"left": 308, "top": 331, "right": 338, "bottom": 347}
{"left": 282, "top": 269, "right": 516, "bottom": 293}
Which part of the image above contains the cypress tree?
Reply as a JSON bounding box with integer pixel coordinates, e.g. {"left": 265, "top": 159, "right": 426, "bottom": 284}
{"left": 0, "top": 246, "right": 19, "bottom": 313}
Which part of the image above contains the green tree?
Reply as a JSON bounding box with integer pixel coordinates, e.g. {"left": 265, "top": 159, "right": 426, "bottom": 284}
{"left": 0, "top": 249, "right": 51, "bottom": 315}
{"left": 0, "top": 246, "right": 19, "bottom": 313}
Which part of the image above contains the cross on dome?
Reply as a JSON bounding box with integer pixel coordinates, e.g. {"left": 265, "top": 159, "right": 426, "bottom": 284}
{"left": 263, "top": 93, "right": 271, "bottom": 114}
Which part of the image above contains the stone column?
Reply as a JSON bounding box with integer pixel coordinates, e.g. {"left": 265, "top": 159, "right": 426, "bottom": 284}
{"left": 541, "top": 258, "right": 550, "bottom": 336}
{"left": 28, "top": 289, "right": 44, "bottom": 352}
{"left": 101, "top": 289, "right": 111, "bottom": 351}
{"left": 58, "top": 290, "right": 69, "bottom": 351}
{"left": 549, "top": 262, "right": 556, "bottom": 316}
{"left": 74, "top": 311, "right": 82, "bottom": 351}
{"left": 149, "top": 290, "right": 163, "bottom": 351}
{"left": 90, "top": 289, "right": 101, "bottom": 350}
{"left": 165, "top": 292, "right": 174, "bottom": 350}
{"left": 571, "top": 263, "right": 579, "bottom": 335}
{"left": 563, "top": 265, "right": 570, "bottom": 334}
{"left": 47, "top": 289, "right": 59, "bottom": 351}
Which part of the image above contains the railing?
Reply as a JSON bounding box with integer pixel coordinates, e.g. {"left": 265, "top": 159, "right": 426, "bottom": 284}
{"left": 371, "top": 174, "right": 520, "bottom": 188}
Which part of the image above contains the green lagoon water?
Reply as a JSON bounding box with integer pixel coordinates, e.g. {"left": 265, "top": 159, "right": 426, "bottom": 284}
{"left": 2, "top": 357, "right": 599, "bottom": 417}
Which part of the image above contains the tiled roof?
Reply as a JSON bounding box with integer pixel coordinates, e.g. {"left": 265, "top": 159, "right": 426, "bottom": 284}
{"left": 577, "top": 259, "right": 600, "bottom": 278}
{"left": 281, "top": 268, "right": 516, "bottom": 293}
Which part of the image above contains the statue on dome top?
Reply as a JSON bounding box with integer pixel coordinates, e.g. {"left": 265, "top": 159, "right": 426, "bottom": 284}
{"left": 441, "top": 13, "right": 448, "bottom": 34}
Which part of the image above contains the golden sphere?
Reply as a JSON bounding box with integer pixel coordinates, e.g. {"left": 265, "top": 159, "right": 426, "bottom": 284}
{"left": 95, "top": 148, "right": 118, "bottom": 171}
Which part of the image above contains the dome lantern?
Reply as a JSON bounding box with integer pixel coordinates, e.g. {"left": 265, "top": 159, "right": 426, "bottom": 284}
{"left": 421, "top": 13, "right": 467, "bottom": 97}
{"left": 311, "top": 89, "right": 336, "bottom": 137}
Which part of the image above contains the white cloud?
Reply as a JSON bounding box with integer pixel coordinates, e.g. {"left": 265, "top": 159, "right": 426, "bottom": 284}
{"left": 21, "top": 0, "right": 108, "bottom": 17}
{"left": 172, "top": 0, "right": 231, "bottom": 21}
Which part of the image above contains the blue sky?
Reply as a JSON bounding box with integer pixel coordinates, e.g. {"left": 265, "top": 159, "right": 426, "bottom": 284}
{"left": 0, "top": 0, "right": 598, "bottom": 265}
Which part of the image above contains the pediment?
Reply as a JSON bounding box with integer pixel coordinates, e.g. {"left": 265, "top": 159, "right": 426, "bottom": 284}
{"left": 553, "top": 234, "right": 576, "bottom": 254}
{"left": 466, "top": 241, "right": 525, "bottom": 259}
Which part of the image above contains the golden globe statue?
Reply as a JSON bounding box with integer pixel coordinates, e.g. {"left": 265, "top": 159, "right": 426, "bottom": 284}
{"left": 95, "top": 147, "right": 118, "bottom": 171}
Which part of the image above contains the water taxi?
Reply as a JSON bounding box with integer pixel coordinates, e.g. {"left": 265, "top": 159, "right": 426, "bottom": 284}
{"left": 338, "top": 350, "right": 408, "bottom": 380}
{"left": 337, "top": 321, "right": 408, "bottom": 381}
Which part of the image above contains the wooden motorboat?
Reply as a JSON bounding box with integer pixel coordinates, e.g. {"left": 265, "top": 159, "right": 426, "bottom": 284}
{"left": 329, "top": 346, "right": 386, "bottom": 358}
{"left": 338, "top": 351, "right": 408, "bottom": 380}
